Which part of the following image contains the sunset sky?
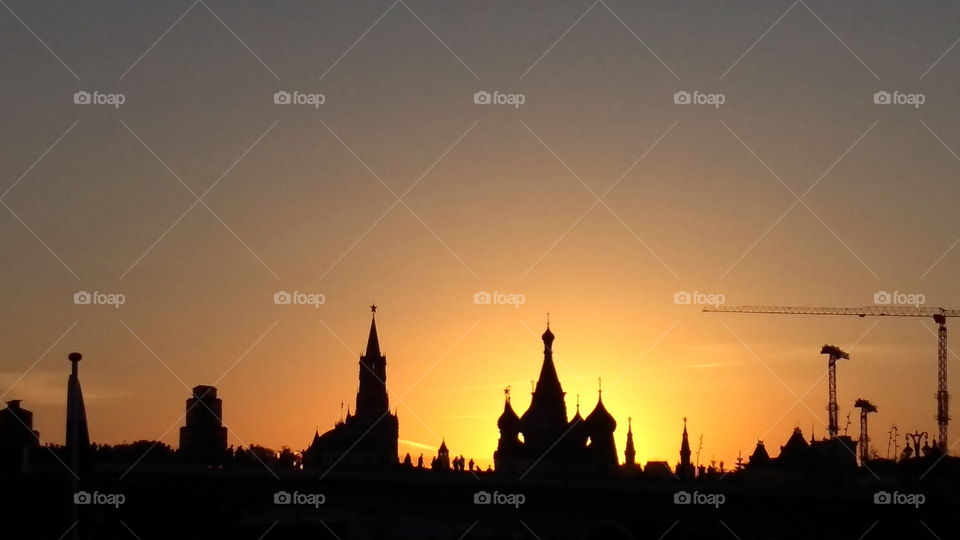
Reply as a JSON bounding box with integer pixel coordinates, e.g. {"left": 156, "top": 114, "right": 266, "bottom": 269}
{"left": 2, "top": 0, "right": 960, "bottom": 470}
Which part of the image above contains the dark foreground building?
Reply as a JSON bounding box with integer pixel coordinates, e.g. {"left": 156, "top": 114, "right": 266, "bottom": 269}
{"left": 179, "top": 385, "right": 228, "bottom": 463}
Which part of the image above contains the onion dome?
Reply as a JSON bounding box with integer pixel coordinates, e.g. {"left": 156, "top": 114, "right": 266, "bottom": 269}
{"left": 542, "top": 324, "right": 554, "bottom": 350}
{"left": 585, "top": 394, "right": 617, "bottom": 433}
{"left": 497, "top": 396, "right": 521, "bottom": 433}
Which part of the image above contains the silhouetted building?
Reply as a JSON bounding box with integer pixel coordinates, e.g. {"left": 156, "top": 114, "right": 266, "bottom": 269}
{"left": 0, "top": 400, "right": 39, "bottom": 448}
{"left": 179, "top": 385, "right": 228, "bottom": 463}
{"left": 642, "top": 460, "right": 673, "bottom": 479}
{"left": 495, "top": 323, "right": 619, "bottom": 475}
{"left": 434, "top": 439, "right": 450, "bottom": 470}
{"left": 778, "top": 427, "right": 810, "bottom": 468}
{"left": 748, "top": 440, "right": 771, "bottom": 468}
{"left": 66, "top": 352, "right": 90, "bottom": 472}
{"left": 0, "top": 400, "right": 40, "bottom": 472}
{"left": 303, "top": 306, "right": 399, "bottom": 469}
{"left": 676, "top": 417, "right": 694, "bottom": 479}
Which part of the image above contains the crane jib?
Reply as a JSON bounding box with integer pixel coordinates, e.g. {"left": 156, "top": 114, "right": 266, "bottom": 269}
{"left": 702, "top": 306, "right": 960, "bottom": 318}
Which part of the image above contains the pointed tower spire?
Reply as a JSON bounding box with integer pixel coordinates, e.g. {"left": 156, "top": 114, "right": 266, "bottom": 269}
{"left": 355, "top": 304, "right": 389, "bottom": 419}
{"left": 365, "top": 303, "right": 381, "bottom": 358}
{"left": 677, "top": 416, "right": 694, "bottom": 479}
{"left": 624, "top": 416, "right": 636, "bottom": 466}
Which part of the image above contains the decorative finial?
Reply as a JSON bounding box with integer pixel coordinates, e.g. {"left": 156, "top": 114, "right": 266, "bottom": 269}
{"left": 598, "top": 377, "right": 602, "bottom": 397}
{"left": 530, "top": 380, "right": 535, "bottom": 394}
{"left": 683, "top": 416, "right": 688, "bottom": 427}
{"left": 504, "top": 385, "right": 511, "bottom": 401}
{"left": 576, "top": 393, "right": 581, "bottom": 413}
{"left": 546, "top": 312, "right": 550, "bottom": 327}
{"left": 370, "top": 303, "right": 377, "bottom": 313}
{"left": 628, "top": 416, "right": 632, "bottom": 429}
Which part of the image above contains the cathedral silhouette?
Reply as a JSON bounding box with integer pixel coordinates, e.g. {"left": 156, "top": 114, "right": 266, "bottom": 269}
{"left": 495, "top": 323, "right": 620, "bottom": 475}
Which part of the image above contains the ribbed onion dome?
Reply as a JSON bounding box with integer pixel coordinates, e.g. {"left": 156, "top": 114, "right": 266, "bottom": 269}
{"left": 497, "top": 398, "right": 521, "bottom": 433}
{"left": 585, "top": 396, "right": 617, "bottom": 433}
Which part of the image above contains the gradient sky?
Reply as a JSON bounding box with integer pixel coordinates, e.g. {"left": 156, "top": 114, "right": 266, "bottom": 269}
{"left": 2, "top": 0, "right": 960, "bottom": 469}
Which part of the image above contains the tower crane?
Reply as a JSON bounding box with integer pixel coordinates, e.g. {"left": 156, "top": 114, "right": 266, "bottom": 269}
{"left": 704, "top": 305, "right": 960, "bottom": 451}
{"left": 854, "top": 398, "right": 878, "bottom": 463}
{"left": 821, "top": 345, "right": 850, "bottom": 438}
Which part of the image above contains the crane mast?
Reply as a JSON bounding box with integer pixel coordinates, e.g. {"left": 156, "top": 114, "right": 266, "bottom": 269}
{"left": 705, "top": 304, "right": 958, "bottom": 451}
{"left": 855, "top": 398, "right": 878, "bottom": 463}
{"left": 821, "top": 345, "right": 849, "bottom": 438}
{"left": 936, "top": 314, "right": 949, "bottom": 449}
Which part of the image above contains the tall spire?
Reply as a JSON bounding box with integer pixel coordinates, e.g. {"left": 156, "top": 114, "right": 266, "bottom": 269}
{"left": 365, "top": 304, "right": 381, "bottom": 358}
{"left": 66, "top": 352, "right": 90, "bottom": 472}
{"left": 677, "top": 416, "right": 694, "bottom": 479}
{"left": 624, "top": 417, "right": 636, "bottom": 466}
{"left": 356, "top": 305, "right": 388, "bottom": 419}
{"left": 680, "top": 417, "right": 691, "bottom": 457}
